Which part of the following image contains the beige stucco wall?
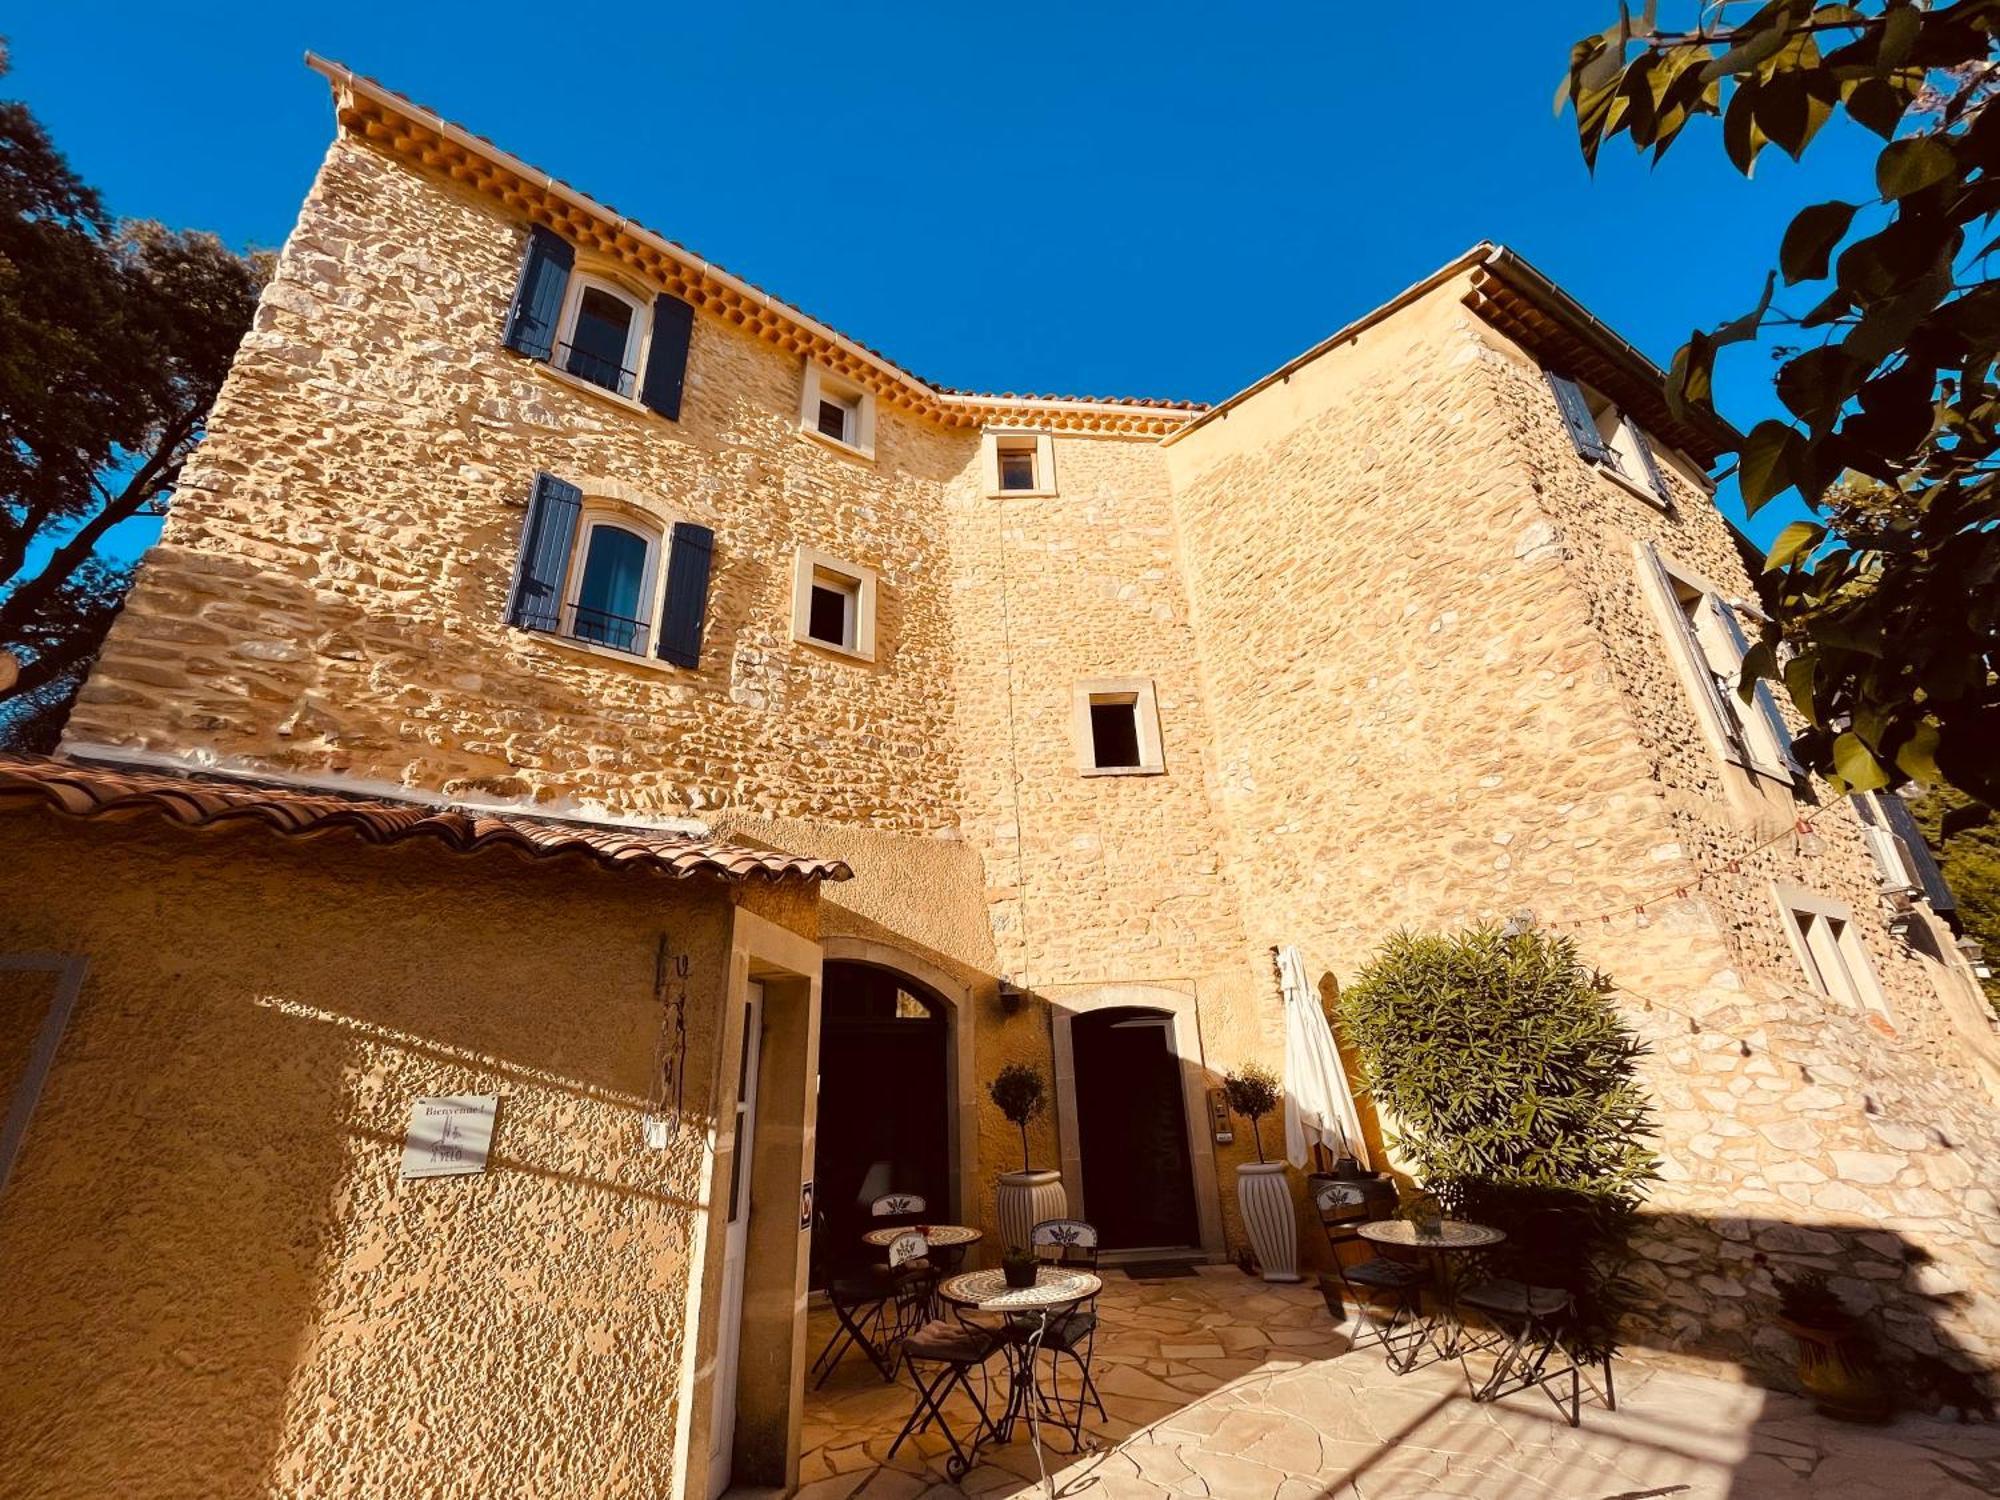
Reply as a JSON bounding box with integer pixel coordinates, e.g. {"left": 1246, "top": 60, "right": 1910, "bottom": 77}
{"left": 0, "top": 813, "right": 751, "bottom": 1499}
{"left": 1164, "top": 273, "right": 2000, "bottom": 1382}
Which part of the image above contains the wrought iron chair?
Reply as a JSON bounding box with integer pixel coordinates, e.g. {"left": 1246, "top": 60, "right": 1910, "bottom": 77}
{"left": 1316, "top": 1180, "right": 1431, "bottom": 1366}
{"left": 1014, "top": 1218, "right": 1107, "bottom": 1450}
{"left": 1454, "top": 1207, "right": 1618, "bottom": 1426}
{"left": 887, "top": 1231, "right": 1000, "bottom": 1481}
{"left": 810, "top": 1201, "right": 930, "bottom": 1388}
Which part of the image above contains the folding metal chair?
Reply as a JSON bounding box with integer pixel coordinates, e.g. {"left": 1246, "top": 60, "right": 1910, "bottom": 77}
{"left": 886, "top": 1232, "right": 999, "bottom": 1480}
{"left": 1316, "top": 1180, "right": 1431, "bottom": 1367}
{"left": 810, "top": 1197, "right": 936, "bottom": 1387}
{"left": 1016, "top": 1218, "right": 1106, "bottom": 1451}
{"left": 1457, "top": 1277, "right": 1615, "bottom": 1427}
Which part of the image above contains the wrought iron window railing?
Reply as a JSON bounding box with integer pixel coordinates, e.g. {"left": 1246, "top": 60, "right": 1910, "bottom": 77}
{"left": 562, "top": 600, "right": 650, "bottom": 656}
{"left": 556, "top": 340, "right": 638, "bottom": 399}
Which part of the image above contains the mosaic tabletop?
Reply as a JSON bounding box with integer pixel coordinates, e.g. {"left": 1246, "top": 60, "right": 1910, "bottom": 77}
{"left": 861, "top": 1223, "right": 983, "bottom": 1248}
{"left": 1356, "top": 1218, "right": 1506, "bottom": 1251}
{"left": 938, "top": 1267, "right": 1101, "bottom": 1312}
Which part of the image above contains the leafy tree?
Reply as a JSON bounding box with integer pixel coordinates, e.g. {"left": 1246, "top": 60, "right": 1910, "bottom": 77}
{"left": 987, "top": 1061, "right": 1048, "bottom": 1172}
{"left": 1910, "top": 782, "right": 2000, "bottom": 1008}
{"left": 1222, "top": 1061, "right": 1282, "bottom": 1163}
{"left": 0, "top": 39, "right": 264, "bottom": 747}
{"left": 1560, "top": 2, "right": 1999, "bottom": 809}
{"left": 1339, "top": 928, "right": 1659, "bottom": 1353}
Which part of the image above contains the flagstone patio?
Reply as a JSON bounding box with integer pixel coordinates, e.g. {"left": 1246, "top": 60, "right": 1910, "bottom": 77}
{"left": 797, "top": 1264, "right": 2000, "bottom": 1499}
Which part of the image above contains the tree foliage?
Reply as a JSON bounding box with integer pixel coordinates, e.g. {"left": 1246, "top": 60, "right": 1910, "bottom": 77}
{"left": 1561, "top": 2, "right": 1999, "bottom": 808}
{"left": 1910, "top": 781, "right": 2000, "bottom": 1008}
{"left": 1339, "top": 928, "right": 1659, "bottom": 1353}
{"left": 987, "top": 1061, "right": 1048, "bottom": 1172}
{"left": 1222, "top": 1060, "right": 1282, "bottom": 1163}
{"left": 0, "top": 40, "right": 264, "bottom": 745}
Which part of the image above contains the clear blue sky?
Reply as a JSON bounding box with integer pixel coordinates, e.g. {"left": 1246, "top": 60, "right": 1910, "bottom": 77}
{"left": 9, "top": 1, "right": 1878, "bottom": 554}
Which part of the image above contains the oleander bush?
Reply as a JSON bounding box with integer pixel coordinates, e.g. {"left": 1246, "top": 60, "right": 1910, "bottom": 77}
{"left": 1339, "top": 926, "right": 1659, "bottom": 1354}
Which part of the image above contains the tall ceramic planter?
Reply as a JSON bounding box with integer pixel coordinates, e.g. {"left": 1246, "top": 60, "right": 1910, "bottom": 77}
{"left": 1236, "top": 1161, "right": 1300, "bottom": 1282}
{"left": 996, "top": 1169, "right": 1067, "bottom": 1252}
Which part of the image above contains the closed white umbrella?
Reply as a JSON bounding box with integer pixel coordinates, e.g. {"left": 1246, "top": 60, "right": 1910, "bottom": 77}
{"left": 1277, "top": 945, "right": 1370, "bottom": 1171}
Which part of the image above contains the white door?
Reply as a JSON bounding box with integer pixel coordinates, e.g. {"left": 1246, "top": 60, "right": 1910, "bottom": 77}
{"left": 708, "top": 981, "right": 764, "bottom": 1499}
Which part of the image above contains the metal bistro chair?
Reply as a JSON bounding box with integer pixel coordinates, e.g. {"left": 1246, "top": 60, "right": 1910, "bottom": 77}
{"left": 809, "top": 1194, "right": 932, "bottom": 1387}
{"left": 887, "top": 1231, "right": 1000, "bottom": 1481}
{"left": 1455, "top": 1210, "right": 1617, "bottom": 1427}
{"left": 1016, "top": 1218, "right": 1107, "bottom": 1452}
{"left": 1316, "top": 1180, "right": 1431, "bottom": 1367}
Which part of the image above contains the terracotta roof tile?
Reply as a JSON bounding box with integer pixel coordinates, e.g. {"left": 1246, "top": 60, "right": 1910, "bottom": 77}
{"left": 0, "top": 754, "right": 851, "bottom": 884}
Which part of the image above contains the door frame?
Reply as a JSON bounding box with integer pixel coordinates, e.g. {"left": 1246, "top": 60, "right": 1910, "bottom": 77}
{"left": 1048, "top": 982, "right": 1224, "bottom": 1260}
{"left": 817, "top": 937, "right": 975, "bottom": 1228}
{"left": 680, "top": 908, "right": 821, "bottom": 1500}
{"left": 707, "top": 979, "right": 764, "bottom": 1499}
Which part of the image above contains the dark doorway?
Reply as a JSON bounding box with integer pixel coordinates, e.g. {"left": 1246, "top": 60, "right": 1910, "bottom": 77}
{"left": 812, "top": 962, "right": 950, "bottom": 1286}
{"left": 1072, "top": 1007, "right": 1199, "bottom": 1250}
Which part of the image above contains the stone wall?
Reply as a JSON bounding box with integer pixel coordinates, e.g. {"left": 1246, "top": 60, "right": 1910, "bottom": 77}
{"left": 1164, "top": 273, "right": 2000, "bottom": 1388}
{"left": 0, "top": 813, "right": 742, "bottom": 1499}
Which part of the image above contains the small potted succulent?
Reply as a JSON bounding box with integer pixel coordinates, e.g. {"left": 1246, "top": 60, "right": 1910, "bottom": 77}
{"left": 989, "top": 1062, "right": 1067, "bottom": 1252}
{"left": 1772, "top": 1270, "right": 1891, "bottom": 1422}
{"left": 1002, "top": 1246, "right": 1040, "bottom": 1291}
{"left": 1403, "top": 1190, "right": 1445, "bottom": 1240}
{"left": 1224, "top": 1062, "right": 1300, "bottom": 1282}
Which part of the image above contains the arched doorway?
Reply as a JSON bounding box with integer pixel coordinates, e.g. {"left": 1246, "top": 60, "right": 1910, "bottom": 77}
{"left": 1070, "top": 1006, "right": 1201, "bottom": 1250}
{"left": 812, "top": 961, "right": 952, "bottom": 1284}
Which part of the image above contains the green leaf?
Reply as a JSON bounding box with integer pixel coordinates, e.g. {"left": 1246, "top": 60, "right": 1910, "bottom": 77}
{"left": 1876, "top": 136, "right": 1955, "bottom": 198}
{"left": 1766, "top": 520, "right": 1827, "bottom": 570}
{"left": 1843, "top": 75, "right": 1911, "bottom": 139}
{"left": 1780, "top": 201, "right": 1858, "bottom": 284}
{"left": 1877, "top": 3, "right": 1921, "bottom": 70}
{"left": 1738, "top": 419, "right": 1805, "bottom": 511}
{"left": 1782, "top": 652, "right": 1819, "bottom": 727}
{"left": 1832, "top": 731, "right": 1891, "bottom": 791}
{"left": 1724, "top": 78, "right": 1769, "bottom": 174}
{"left": 1699, "top": 18, "right": 1791, "bottom": 82}
{"left": 1894, "top": 719, "right": 1942, "bottom": 783}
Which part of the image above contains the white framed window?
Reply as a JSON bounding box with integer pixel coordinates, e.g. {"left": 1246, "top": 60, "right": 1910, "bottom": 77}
{"left": 982, "top": 430, "right": 1057, "bottom": 496}
{"left": 554, "top": 273, "right": 648, "bottom": 399}
{"left": 1546, "top": 371, "right": 1674, "bottom": 507}
{"left": 798, "top": 364, "right": 877, "bottom": 460}
{"left": 790, "top": 546, "right": 878, "bottom": 661}
{"left": 1635, "top": 543, "right": 1802, "bottom": 788}
{"left": 563, "top": 509, "right": 662, "bottom": 656}
{"left": 1072, "top": 677, "right": 1165, "bottom": 776}
{"left": 1774, "top": 884, "right": 1892, "bottom": 1019}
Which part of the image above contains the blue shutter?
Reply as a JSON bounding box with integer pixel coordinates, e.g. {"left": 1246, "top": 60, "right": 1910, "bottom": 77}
{"left": 640, "top": 294, "right": 695, "bottom": 420}
{"left": 656, "top": 522, "right": 714, "bottom": 668}
{"left": 1545, "top": 372, "right": 1611, "bottom": 462}
{"left": 507, "top": 473, "right": 583, "bottom": 633}
{"left": 503, "top": 226, "right": 574, "bottom": 360}
{"left": 1627, "top": 421, "right": 1674, "bottom": 503}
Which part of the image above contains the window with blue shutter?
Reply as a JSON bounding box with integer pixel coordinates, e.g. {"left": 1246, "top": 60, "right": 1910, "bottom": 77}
{"left": 507, "top": 472, "right": 584, "bottom": 632}
{"left": 504, "top": 227, "right": 574, "bottom": 361}
{"left": 640, "top": 294, "right": 695, "bottom": 421}
{"left": 657, "top": 522, "right": 714, "bottom": 668}
{"left": 1546, "top": 371, "right": 1611, "bottom": 462}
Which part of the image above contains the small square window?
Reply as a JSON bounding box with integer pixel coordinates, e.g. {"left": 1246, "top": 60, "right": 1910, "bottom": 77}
{"left": 1072, "top": 678, "right": 1164, "bottom": 776}
{"left": 1088, "top": 699, "right": 1142, "bottom": 768}
{"left": 808, "top": 573, "right": 856, "bottom": 649}
{"left": 998, "top": 447, "right": 1037, "bottom": 492}
{"left": 800, "top": 364, "right": 876, "bottom": 458}
{"left": 817, "top": 397, "right": 853, "bottom": 444}
{"left": 791, "top": 546, "right": 877, "bottom": 661}
{"left": 1774, "top": 884, "right": 1892, "bottom": 1020}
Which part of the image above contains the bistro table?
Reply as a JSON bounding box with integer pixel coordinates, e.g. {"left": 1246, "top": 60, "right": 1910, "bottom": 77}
{"left": 938, "top": 1266, "right": 1101, "bottom": 1486}
{"left": 1355, "top": 1218, "right": 1505, "bottom": 1372}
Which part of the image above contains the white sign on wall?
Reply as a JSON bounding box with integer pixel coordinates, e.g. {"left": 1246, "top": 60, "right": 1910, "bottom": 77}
{"left": 400, "top": 1096, "right": 497, "bottom": 1179}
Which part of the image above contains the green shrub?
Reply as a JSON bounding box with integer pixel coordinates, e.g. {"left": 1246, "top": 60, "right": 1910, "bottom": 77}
{"left": 988, "top": 1061, "right": 1048, "bottom": 1172}
{"left": 1222, "top": 1061, "right": 1282, "bottom": 1163}
{"left": 1339, "top": 927, "right": 1659, "bottom": 1355}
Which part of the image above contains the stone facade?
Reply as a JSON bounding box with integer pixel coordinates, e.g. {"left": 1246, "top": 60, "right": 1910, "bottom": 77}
{"left": 48, "top": 60, "right": 2000, "bottom": 1422}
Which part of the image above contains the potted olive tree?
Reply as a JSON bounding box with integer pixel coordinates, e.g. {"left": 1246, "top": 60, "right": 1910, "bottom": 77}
{"left": 1225, "top": 1062, "right": 1300, "bottom": 1282}
{"left": 990, "top": 1062, "right": 1066, "bottom": 1252}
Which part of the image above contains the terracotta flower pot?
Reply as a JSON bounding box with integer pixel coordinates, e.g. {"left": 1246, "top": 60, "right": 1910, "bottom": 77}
{"left": 1775, "top": 1316, "right": 1893, "bottom": 1423}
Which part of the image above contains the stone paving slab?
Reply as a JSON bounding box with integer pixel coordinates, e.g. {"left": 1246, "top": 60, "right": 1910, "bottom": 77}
{"left": 799, "top": 1264, "right": 1997, "bottom": 1499}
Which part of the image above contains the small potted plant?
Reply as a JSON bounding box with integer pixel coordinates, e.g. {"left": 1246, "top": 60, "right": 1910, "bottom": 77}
{"left": 1224, "top": 1062, "right": 1300, "bottom": 1282}
{"left": 1403, "top": 1190, "right": 1444, "bottom": 1240}
{"left": 1772, "top": 1270, "right": 1891, "bottom": 1422}
{"left": 1002, "top": 1246, "right": 1039, "bottom": 1290}
{"left": 989, "top": 1062, "right": 1067, "bottom": 1252}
